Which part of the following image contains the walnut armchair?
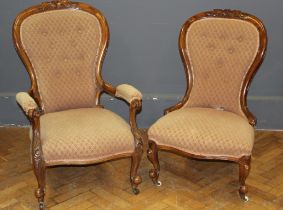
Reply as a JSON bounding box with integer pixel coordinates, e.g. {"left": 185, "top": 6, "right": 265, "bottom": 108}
{"left": 147, "top": 9, "right": 267, "bottom": 201}
{"left": 13, "top": 0, "right": 143, "bottom": 209}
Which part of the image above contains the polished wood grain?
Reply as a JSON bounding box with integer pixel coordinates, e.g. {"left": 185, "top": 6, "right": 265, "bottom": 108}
{"left": 1, "top": 127, "right": 283, "bottom": 209}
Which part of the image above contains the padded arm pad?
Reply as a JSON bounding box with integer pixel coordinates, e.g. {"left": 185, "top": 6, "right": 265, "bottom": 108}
{"left": 115, "top": 84, "right": 142, "bottom": 103}
{"left": 16, "top": 92, "right": 38, "bottom": 114}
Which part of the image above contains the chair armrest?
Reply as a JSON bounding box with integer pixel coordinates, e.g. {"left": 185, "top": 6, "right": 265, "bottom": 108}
{"left": 115, "top": 84, "right": 142, "bottom": 103}
{"left": 16, "top": 92, "right": 38, "bottom": 115}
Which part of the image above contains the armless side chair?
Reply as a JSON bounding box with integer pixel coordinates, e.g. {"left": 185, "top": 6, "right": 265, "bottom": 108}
{"left": 13, "top": 0, "right": 143, "bottom": 209}
{"left": 147, "top": 9, "right": 267, "bottom": 201}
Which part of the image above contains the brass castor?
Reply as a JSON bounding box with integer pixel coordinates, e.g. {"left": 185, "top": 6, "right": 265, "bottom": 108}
{"left": 239, "top": 193, "right": 249, "bottom": 202}
{"left": 39, "top": 201, "right": 44, "bottom": 210}
{"left": 239, "top": 185, "right": 249, "bottom": 202}
{"left": 155, "top": 180, "right": 162, "bottom": 187}
{"left": 132, "top": 187, "right": 140, "bottom": 195}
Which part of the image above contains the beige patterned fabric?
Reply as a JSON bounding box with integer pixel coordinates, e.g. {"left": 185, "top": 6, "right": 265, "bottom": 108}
{"left": 40, "top": 108, "right": 135, "bottom": 165}
{"left": 16, "top": 92, "right": 38, "bottom": 114}
{"left": 184, "top": 18, "right": 259, "bottom": 118}
{"left": 148, "top": 108, "right": 254, "bottom": 157}
{"left": 20, "top": 10, "right": 102, "bottom": 113}
{"left": 116, "top": 84, "right": 142, "bottom": 103}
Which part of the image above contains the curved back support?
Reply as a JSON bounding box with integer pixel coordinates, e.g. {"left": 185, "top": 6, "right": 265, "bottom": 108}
{"left": 178, "top": 10, "right": 267, "bottom": 125}
{"left": 13, "top": 0, "right": 109, "bottom": 113}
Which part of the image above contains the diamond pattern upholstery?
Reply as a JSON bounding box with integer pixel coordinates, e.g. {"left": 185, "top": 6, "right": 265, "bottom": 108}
{"left": 20, "top": 10, "right": 102, "bottom": 113}
{"left": 184, "top": 18, "right": 259, "bottom": 118}
{"left": 40, "top": 108, "right": 134, "bottom": 165}
{"left": 148, "top": 108, "right": 254, "bottom": 158}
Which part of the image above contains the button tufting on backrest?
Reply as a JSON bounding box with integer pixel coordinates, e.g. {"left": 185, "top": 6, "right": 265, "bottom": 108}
{"left": 184, "top": 18, "right": 260, "bottom": 117}
{"left": 216, "top": 58, "right": 224, "bottom": 68}
{"left": 201, "top": 32, "right": 208, "bottom": 38}
{"left": 78, "top": 54, "right": 85, "bottom": 60}
{"left": 237, "top": 35, "right": 244, "bottom": 42}
{"left": 207, "top": 43, "right": 216, "bottom": 50}
{"left": 64, "top": 56, "right": 69, "bottom": 62}
{"left": 20, "top": 10, "right": 103, "bottom": 113}
{"left": 219, "top": 33, "right": 227, "bottom": 40}
{"left": 54, "top": 70, "right": 61, "bottom": 77}
{"left": 228, "top": 47, "right": 235, "bottom": 54}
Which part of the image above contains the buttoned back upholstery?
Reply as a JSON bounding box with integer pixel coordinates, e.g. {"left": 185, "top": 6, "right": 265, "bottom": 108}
{"left": 183, "top": 18, "right": 260, "bottom": 118}
{"left": 20, "top": 9, "right": 102, "bottom": 113}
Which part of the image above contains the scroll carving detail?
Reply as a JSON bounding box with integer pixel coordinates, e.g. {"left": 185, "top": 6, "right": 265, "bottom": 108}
{"left": 41, "top": 0, "right": 73, "bottom": 10}
{"left": 206, "top": 9, "right": 246, "bottom": 19}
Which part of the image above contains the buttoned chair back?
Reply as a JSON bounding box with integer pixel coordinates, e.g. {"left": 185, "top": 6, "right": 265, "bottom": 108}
{"left": 14, "top": 2, "right": 109, "bottom": 113}
{"left": 179, "top": 10, "right": 267, "bottom": 124}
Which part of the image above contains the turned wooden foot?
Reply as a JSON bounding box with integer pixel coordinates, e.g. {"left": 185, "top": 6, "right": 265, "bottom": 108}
{"left": 238, "top": 156, "right": 251, "bottom": 202}
{"left": 147, "top": 140, "right": 161, "bottom": 186}
{"left": 130, "top": 139, "right": 143, "bottom": 194}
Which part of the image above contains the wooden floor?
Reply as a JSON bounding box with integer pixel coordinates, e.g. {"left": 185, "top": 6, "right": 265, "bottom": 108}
{"left": 0, "top": 128, "right": 283, "bottom": 209}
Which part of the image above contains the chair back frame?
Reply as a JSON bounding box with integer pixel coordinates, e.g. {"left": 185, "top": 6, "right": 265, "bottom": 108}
{"left": 13, "top": 0, "right": 114, "bottom": 114}
{"left": 165, "top": 9, "right": 267, "bottom": 126}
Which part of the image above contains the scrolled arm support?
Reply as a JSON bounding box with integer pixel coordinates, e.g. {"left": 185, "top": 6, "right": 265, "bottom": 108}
{"left": 115, "top": 84, "right": 143, "bottom": 140}
{"left": 129, "top": 99, "right": 142, "bottom": 130}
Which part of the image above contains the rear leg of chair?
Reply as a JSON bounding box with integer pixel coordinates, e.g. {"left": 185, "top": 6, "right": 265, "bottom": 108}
{"left": 147, "top": 140, "right": 161, "bottom": 186}
{"left": 238, "top": 156, "right": 251, "bottom": 202}
{"left": 130, "top": 140, "right": 143, "bottom": 195}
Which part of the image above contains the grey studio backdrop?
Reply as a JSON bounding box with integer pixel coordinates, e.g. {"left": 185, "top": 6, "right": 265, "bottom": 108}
{"left": 0, "top": 0, "right": 283, "bottom": 130}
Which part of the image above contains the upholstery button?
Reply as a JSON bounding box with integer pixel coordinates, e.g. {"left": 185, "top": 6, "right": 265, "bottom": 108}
{"left": 237, "top": 36, "right": 244, "bottom": 42}
{"left": 54, "top": 70, "right": 61, "bottom": 77}
{"left": 78, "top": 54, "right": 84, "bottom": 60}
{"left": 228, "top": 47, "right": 235, "bottom": 54}
{"left": 201, "top": 33, "right": 208, "bottom": 38}
{"left": 216, "top": 58, "right": 224, "bottom": 68}
{"left": 207, "top": 43, "right": 215, "bottom": 50}
{"left": 76, "top": 25, "right": 84, "bottom": 34}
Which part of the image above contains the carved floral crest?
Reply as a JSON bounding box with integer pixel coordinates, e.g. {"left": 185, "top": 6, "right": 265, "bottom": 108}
{"left": 206, "top": 9, "right": 246, "bottom": 19}
{"left": 41, "top": 0, "right": 73, "bottom": 10}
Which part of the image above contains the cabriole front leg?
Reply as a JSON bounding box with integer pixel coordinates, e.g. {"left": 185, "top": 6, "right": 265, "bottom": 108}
{"left": 33, "top": 147, "right": 46, "bottom": 210}
{"left": 147, "top": 140, "right": 161, "bottom": 186}
{"left": 238, "top": 156, "right": 251, "bottom": 202}
{"left": 130, "top": 139, "right": 143, "bottom": 195}
{"left": 129, "top": 99, "right": 143, "bottom": 194}
{"left": 31, "top": 112, "right": 46, "bottom": 209}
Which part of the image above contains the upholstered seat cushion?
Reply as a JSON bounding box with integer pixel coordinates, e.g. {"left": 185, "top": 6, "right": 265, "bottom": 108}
{"left": 40, "top": 108, "right": 134, "bottom": 165}
{"left": 148, "top": 108, "right": 254, "bottom": 158}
